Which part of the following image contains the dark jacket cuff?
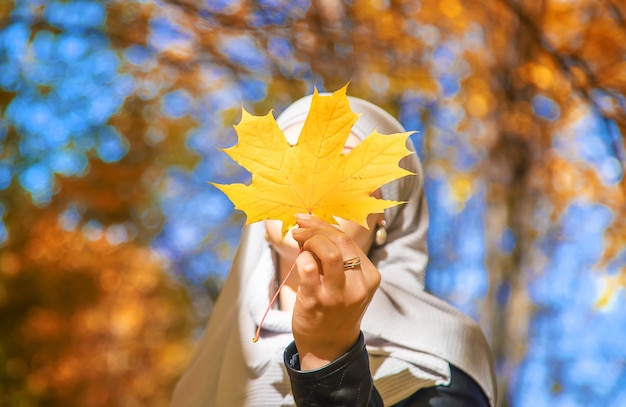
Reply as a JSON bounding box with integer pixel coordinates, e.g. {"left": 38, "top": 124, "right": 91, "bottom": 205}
{"left": 283, "top": 332, "right": 383, "bottom": 407}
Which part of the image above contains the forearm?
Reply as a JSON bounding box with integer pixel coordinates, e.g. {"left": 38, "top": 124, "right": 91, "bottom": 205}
{"left": 284, "top": 332, "right": 384, "bottom": 407}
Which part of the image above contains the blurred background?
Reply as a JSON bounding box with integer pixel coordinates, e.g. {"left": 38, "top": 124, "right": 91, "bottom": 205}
{"left": 0, "top": 0, "right": 625, "bottom": 406}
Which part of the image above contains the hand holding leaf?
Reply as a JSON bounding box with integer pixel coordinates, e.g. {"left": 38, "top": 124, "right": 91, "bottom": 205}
{"left": 212, "top": 84, "right": 415, "bottom": 342}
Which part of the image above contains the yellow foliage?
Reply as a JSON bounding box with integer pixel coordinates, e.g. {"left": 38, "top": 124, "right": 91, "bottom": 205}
{"left": 595, "top": 273, "right": 626, "bottom": 309}
{"left": 450, "top": 174, "right": 474, "bottom": 211}
{"left": 213, "top": 85, "right": 415, "bottom": 237}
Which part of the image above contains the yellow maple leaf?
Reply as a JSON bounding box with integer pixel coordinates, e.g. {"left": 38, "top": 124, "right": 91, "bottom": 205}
{"left": 212, "top": 84, "right": 415, "bottom": 237}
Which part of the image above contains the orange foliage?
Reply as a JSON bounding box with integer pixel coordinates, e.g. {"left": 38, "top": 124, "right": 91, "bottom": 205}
{"left": 0, "top": 212, "right": 195, "bottom": 406}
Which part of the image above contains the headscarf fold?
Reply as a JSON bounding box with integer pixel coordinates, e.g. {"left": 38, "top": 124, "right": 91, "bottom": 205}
{"left": 171, "top": 95, "right": 496, "bottom": 407}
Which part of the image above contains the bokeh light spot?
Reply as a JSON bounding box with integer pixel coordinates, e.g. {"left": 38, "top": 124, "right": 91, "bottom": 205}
{"left": 0, "top": 163, "right": 12, "bottom": 190}
{"left": 532, "top": 94, "right": 560, "bottom": 121}
{"left": 219, "top": 35, "right": 268, "bottom": 71}
{"left": 82, "top": 219, "right": 103, "bottom": 241}
{"left": 18, "top": 162, "right": 54, "bottom": 204}
{"left": 59, "top": 206, "right": 81, "bottom": 231}
{"left": 57, "top": 34, "right": 89, "bottom": 62}
{"left": 106, "top": 224, "right": 129, "bottom": 245}
{"left": 163, "top": 90, "right": 192, "bottom": 118}
{"left": 49, "top": 149, "right": 89, "bottom": 176}
{"left": 96, "top": 126, "right": 129, "bottom": 163}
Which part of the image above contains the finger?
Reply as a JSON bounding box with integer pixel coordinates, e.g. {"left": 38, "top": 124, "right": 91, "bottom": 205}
{"left": 293, "top": 214, "right": 369, "bottom": 290}
{"left": 360, "top": 254, "right": 381, "bottom": 294}
{"left": 302, "top": 234, "right": 350, "bottom": 290}
{"left": 293, "top": 214, "right": 338, "bottom": 238}
{"left": 293, "top": 216, "right": 361, "bottom": 265}
{"left": 295, "top": 250, "right": 322, "bottom": 296}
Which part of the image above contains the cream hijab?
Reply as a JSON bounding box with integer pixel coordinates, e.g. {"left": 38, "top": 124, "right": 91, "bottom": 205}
{"left": 171, "top": 95, "right": 496, "bottom": 407}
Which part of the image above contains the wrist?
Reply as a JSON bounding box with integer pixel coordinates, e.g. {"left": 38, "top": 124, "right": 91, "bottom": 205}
{"left": 299, "top": 352, "right": 335, "bottom": 370}
{"left": 296, "top": 332, "right": 361, "bottom": 370}
{"left": 284, "top": 332, "right": 367, "bottom": 373}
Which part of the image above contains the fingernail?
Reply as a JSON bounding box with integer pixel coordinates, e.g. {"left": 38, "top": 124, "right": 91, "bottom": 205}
{"left": 295, "top": 213, "right": 311, "bottom": 220}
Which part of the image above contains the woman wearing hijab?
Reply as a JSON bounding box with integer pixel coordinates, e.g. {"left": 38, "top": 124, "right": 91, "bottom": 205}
{"left": 171, "top": 94, "right": 496, "bottom": 407}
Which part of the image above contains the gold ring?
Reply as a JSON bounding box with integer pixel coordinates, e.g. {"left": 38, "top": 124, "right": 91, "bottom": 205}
{"left": 342, "top": 256, "right": 361, "bottom": 270}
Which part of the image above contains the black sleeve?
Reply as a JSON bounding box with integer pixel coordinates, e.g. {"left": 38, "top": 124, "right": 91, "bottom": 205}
{"left": 283, "top": 332, "right": 384, "bottom": 407}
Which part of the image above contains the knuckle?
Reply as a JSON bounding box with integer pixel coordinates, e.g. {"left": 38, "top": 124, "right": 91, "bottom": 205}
{"left": 300, "top": 262, "right": 317, "bottom": 275}
{"left": 322, "top": 295, "right": 341, "bottom": 309}
{"left": 372, "top": 270, "right": 382, "bottom": 287}
{"left": 326, "top": 249, "right": 343, "bottom": 266}
{"left": 300, "top": 296, "right": 319, "bottom": 311}
{"left": 337, "top": 233, "right": 352, "bottom": 246}
{"left": 353, "top": 282, "right": 369, "bottom": 303}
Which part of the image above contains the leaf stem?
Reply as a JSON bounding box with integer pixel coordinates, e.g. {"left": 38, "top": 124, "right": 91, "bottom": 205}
{"left": 253, "top": 247, "right": 304, "bottom": 343}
